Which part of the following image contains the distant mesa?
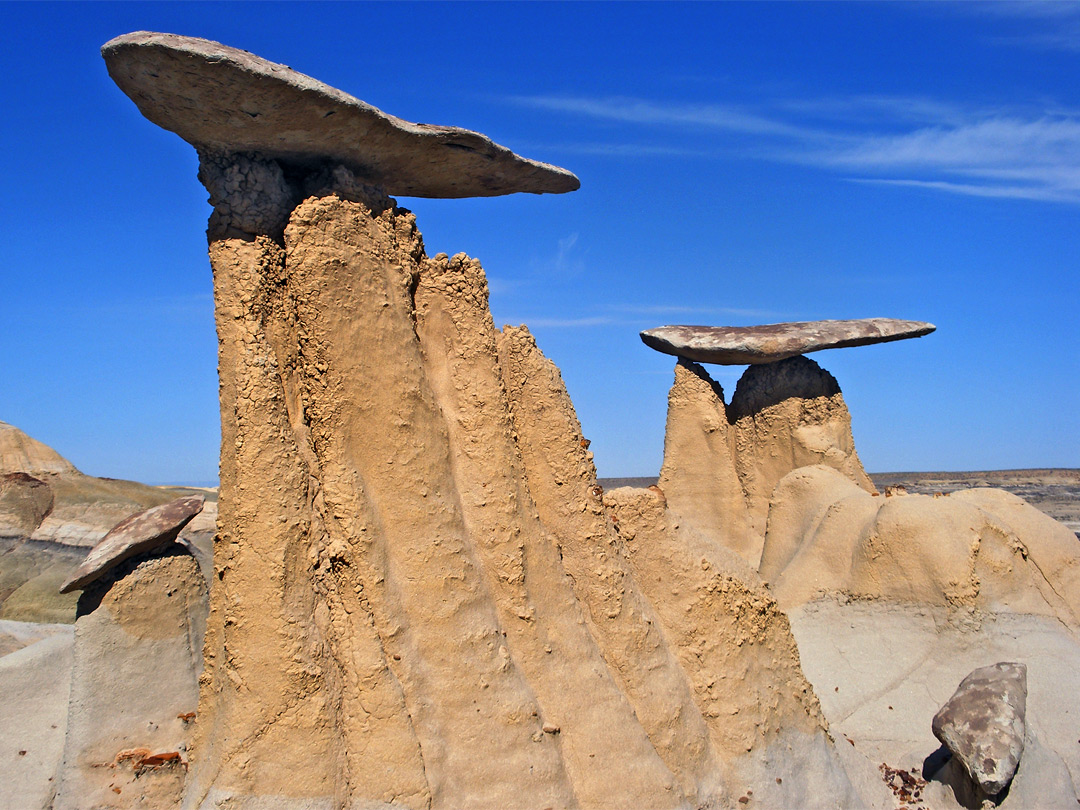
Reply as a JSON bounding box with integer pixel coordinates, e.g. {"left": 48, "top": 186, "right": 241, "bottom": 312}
{"left": 640, "top": 318, "right": 935, "bottom": 365}
{"left": 59, "top": 495, "right": 205, "bottom": 594}
{"left": 101, "top": 31, "right": 580, "bottom": 199}
{"left": 0, "top": 420, "right": 79, "bottom": 477}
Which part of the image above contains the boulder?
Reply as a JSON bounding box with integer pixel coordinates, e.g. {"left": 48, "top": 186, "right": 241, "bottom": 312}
{"left": 59, "top": 495, "right": 205, "bottom": 593}
{"left": 102, "top": 32, "right": 579, "bottom": 200}
{"left": 932, "top": 662, "right": 1027, "bottom": 797}
{"left": 786, "top": 596, "right": 1080, "bottom": 807}
{"left": 640, "top": 318, "right": 935, "bottom": 365}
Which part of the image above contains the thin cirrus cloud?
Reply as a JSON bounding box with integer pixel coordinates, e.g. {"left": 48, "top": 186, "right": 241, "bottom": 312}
{"left": 498, "top": 304, "right": 785, "bottom": 330}
{"left": 962, "top": 1, "right": 1080, "bottom": 52}
{"left": 510, "top": 94, "right": 1080, "bottom": 204}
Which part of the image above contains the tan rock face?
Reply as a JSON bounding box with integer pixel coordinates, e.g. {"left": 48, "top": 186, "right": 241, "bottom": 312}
{"left": 730, "top": 356, "right": 874, "bottom": 564}
{"left": 657, "top": 359, "right": 751, "bottom": 562}
{"left": 172, "top": 167, "right": 861, "bottom": 807}
{"left": 761, "top": 464, "right": 1080, "bottom": 625}
{"left": 102, "top": 33, "right": 870, "bottom": 808}
{"left": 0, "top": 473, "right": 54, "bottom": 538}
{"left": 654, "top": 356, "right": 871, "bottom": 569}
{"left": 54, "top": 551, "right": 206, "bottom": 810}
{"left": 0, "top": 421, "right": 78, "bottom": 477}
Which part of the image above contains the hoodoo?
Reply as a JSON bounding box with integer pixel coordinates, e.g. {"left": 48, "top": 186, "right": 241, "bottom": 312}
{"left": 101, "top": 31, "right": 879, "bottom": 810}
{"left": 640, "top": 318, "right": 920, "bottom": 565}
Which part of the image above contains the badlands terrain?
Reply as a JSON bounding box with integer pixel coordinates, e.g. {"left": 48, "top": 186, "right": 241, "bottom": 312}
{"left": 601, "top": 470, "right": 1080, "bottom": 541}
{"left": 2, "top": 30, "right": 1078, "bottom": 810}
{"left": 4, "top": 422, "right": 1079, "bottom": 810}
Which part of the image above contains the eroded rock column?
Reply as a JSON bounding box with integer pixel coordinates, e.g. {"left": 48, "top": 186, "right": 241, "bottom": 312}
{"left": 657, "top": 359, "right": 751, "bottom": 563}
{"left": 188, "top": 154, "right": 347, "bottom": 807}
{"left": 729, "top": 356, "right": 874, "bottom": 564}
{"left": 191, "top": 156, "right": 580, "bottom": 809}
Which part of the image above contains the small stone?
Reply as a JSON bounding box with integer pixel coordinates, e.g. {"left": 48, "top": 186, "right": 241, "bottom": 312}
{"left": 59, "top": 495, "right": 205, "bottom": 593}
{"left": 542, "top": 722, "right": 560, "bottom": 734}
{"left": 640, "top": 318, "right": 935, "bottom": 365}
{"left": 932, "top": 662, "right": 1027, "bottom": 796}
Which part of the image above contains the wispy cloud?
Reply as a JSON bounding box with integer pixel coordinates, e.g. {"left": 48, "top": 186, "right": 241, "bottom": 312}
{"left": 505, "top": 316, "right": 615, "bottom": 329}
{"left": 520, "top": 142, "right": 709, "bottom": 158}
{"left": 510, "top": 95, "right": 829, "bottom": 141}
{"left": 772, "top": 95, "right": 978, "bottom": 128}
{"left": 963, "top": 1, "right": 1080, "bottom": 52}
{"left": 510, "top": 90, "right": 1080, "bottom": 204}
{"left": 847, "top": 177, "right": 1080, "bottom": 204}
{"left": 808, "top": 117, "right": 1080, "bottom": 203}
{"left": 607, "top": 304, "right": 783, "bottom": 320}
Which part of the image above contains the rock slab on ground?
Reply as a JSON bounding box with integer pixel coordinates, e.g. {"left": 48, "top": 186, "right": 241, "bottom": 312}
{"left": 641, "top": 318, "right": 935, "bottom": 365}
{"left": 102, "top": 31, "right": 580, "bottom": 199}
{"left": 932, "top": 661, "right": 1028, "bottom": 797}
{"left": 59, "top": 495, "right": 205, "bottom": 593}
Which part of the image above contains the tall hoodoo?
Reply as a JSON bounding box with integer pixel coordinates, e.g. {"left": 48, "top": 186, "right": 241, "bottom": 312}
{"left": 103, "top": 32, "right": 581, "bottom": 808}
{"left": 104, "top": 32, "right": 873, "bottom": 810}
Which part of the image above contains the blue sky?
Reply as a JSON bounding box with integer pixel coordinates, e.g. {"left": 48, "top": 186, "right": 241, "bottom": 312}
{"left": 2, "top": 2, "right": 1078, "bottom": 484}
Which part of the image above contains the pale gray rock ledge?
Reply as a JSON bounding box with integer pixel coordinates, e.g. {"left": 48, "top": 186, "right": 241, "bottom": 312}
{"left": 932, "top": 661, "right": 1028, "bottom": 797}
{"left": 640, "top": 318, "right": 935, "bottom": 365}
{"left": 102, "top": 31, "right": 580, "bottom": 199}
{"left": 58, "top": 495, "right": 204, "bottom": 593}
